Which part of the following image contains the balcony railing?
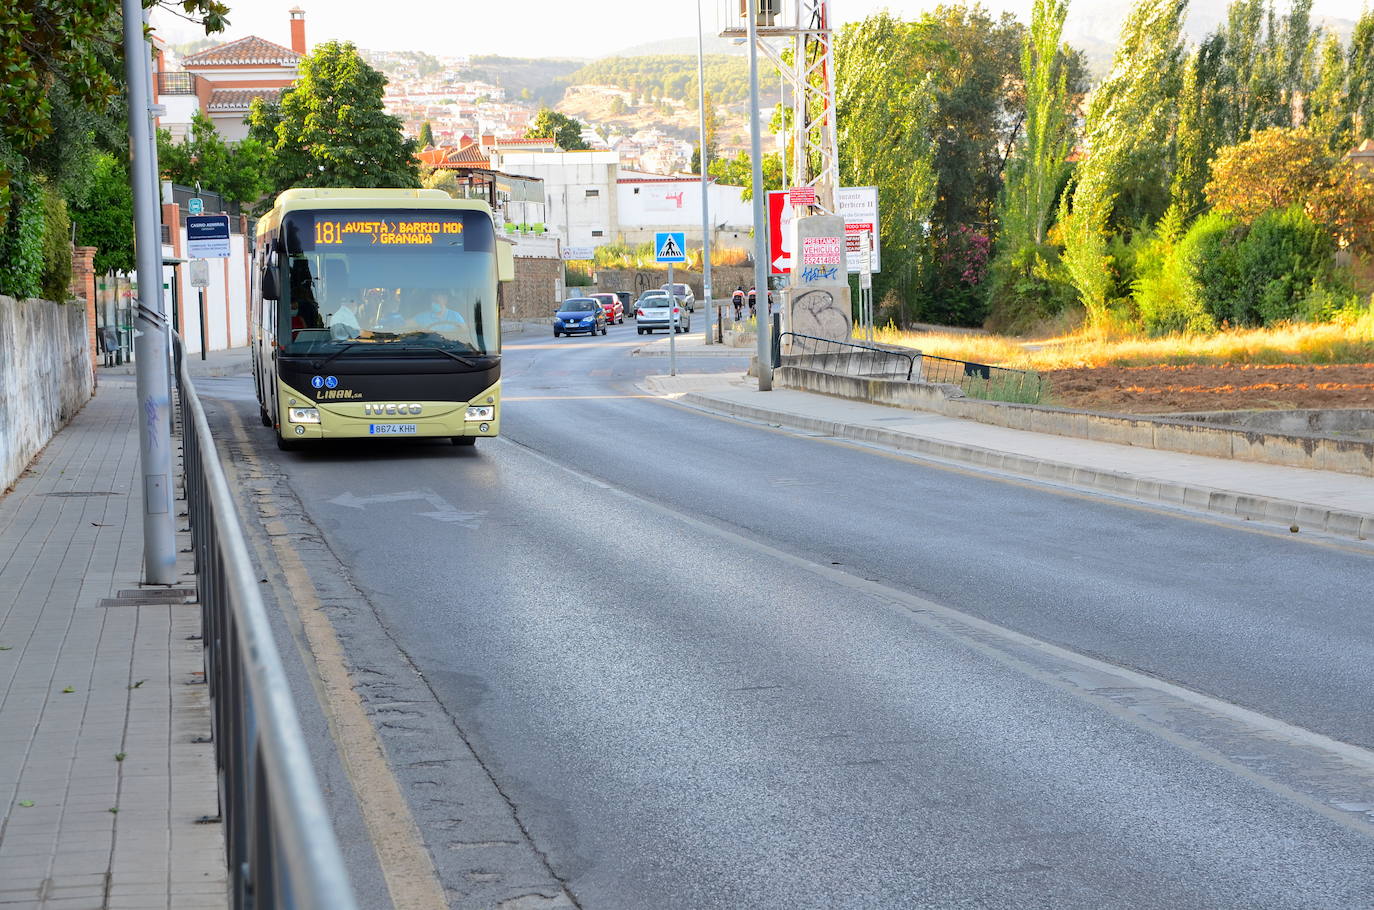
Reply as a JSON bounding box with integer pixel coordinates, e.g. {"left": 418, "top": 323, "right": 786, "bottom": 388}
{"left": 156, "top": 71, "right": 197, "bottom": 95}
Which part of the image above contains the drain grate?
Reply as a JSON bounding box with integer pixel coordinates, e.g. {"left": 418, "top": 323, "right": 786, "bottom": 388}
{"left": 98, "top": 587, "right": 198, "bottom": 608}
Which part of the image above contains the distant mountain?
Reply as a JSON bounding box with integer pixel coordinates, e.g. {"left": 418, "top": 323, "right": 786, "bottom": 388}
{"left": 606, "top": 35, "right": 749, "bottom": 58}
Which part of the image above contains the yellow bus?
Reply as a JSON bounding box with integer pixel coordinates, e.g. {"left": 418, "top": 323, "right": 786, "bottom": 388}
{"left": 250, "top": 188, "right": 514, "bottom": 450}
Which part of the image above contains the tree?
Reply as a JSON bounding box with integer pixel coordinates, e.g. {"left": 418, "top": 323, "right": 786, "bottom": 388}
{"left": 689, "top": 90, "right": 720, "bottom": 175}
{"left": 525, "top": 108, "right": 589, "bottom": 150}
{"left": 1205, "top": 126, "right": 1374, "bottom": 251}
{"left": 70, "top": 152, "right": 133, "bottom": 274}
{"left": 986, "top": 0, "right": 1075, "bottom": 330}
{"left": 1063, "top": 0, "right": 1187, "bottom": 326}
{"left": 1308, "top": 34, "right": 1352, "bottom": 154}
{"left": 418, "top": 121, "right": 435, "bottom": 148}
{"left": 157, "top": 112, "right": 273, "bottom": 206}
{"left": 1348, "top": 11, "right": 1374, "bottom": 142}
{"left": 248, "top": 41, "right": 419, "bottom": 201}
{"left": 834, "top": 12, "right": 939, "bottom": 323}
{"left": 999, "top": 0, "right": 1073, "bottom": 251}
{"left": 708, "top": 150, "right": 782, "bottom": 199}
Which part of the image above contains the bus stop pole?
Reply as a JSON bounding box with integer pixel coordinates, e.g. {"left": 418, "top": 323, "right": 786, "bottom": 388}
{"left": 122, "top": 0, "right": 177, "bottom": 584}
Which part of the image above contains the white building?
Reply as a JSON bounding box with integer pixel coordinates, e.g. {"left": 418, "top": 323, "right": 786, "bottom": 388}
{"left": 617, "top": 172, "right": 754, "bottom": 252}
{"left": 490, "top": 146, "right": 621, "bottom": 251}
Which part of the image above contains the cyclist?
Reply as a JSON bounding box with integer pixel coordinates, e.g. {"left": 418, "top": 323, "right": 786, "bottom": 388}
{"left": 730, "top": 286, "right": 745, "bottom": 321}
{"left": 747, "top": 286, "right": 758, "bottom": 318}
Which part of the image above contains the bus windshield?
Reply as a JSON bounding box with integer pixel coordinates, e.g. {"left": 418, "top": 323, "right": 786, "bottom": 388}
{"left": 278, "top": 208, "right": 499, "bottom": 357}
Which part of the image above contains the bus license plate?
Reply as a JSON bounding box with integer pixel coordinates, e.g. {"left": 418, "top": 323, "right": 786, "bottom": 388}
{"left": 369, "top": 423, "right": 417, "bottom": 435}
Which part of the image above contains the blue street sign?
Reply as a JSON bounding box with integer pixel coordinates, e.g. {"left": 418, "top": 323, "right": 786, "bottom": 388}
{"left": 654, "top": 232, "right": 686, "bottom": 264}
{"left": 187, "top": 197, "right": 204, "bottom": 215}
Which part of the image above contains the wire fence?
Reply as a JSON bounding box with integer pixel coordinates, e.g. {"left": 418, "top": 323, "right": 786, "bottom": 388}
{"left": 775, "top": 332, "right": 1044, "bottom": 403}
{"left": 917, "top": 352, "right": 1045, "bottom": 403}
{"left": 175, "top": 337, "right": 359, "bottom": 910}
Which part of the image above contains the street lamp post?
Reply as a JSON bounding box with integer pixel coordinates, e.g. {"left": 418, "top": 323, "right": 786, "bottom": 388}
{"left": 747, "top": 1, "right": 771, "bottom": 390}
{"left": 697, "top": 0, "right": 714, "bottom": 345}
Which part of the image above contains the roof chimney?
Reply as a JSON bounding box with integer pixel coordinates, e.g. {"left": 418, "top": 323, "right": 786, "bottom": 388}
{"left": 289, "top": 7, "right": 306, "bottom": 55}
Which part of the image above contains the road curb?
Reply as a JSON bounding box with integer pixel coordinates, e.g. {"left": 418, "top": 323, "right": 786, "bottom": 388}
{"left": 678, "top": 391, "right": 1374, "bottom": 544}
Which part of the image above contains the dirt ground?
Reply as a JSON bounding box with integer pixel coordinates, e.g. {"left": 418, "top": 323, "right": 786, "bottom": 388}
{"left": 1042, "top": 363, "right": 1374, "bottom": 414}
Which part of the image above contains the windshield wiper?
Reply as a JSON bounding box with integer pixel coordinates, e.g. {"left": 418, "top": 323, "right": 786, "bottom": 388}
{"left": 311, "top": 342, "right": 368, "bottom": 371}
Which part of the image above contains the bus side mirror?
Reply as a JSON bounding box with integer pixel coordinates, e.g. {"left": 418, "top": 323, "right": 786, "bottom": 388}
{"left": 261, "top": 248, "right": 280, "bottom": 299}
{"left": 496, "top": 237, "right": 515, "bottom": 282}
{"left": 261, "top": 266, "right": 279, "bottom": 300}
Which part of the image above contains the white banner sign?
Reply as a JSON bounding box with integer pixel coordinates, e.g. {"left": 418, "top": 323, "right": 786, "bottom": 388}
{"left": 837, "top": 186, "right": 881, "bottom": 273}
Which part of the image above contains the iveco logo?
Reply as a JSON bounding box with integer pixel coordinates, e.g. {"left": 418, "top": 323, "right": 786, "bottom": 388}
{"left": 363, "top": 403, "right": 423, "bottom": 416}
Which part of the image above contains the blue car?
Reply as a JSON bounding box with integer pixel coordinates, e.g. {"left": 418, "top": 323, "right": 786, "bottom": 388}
{"left": 554, "top": 298, "right": 608, "bottom": 337}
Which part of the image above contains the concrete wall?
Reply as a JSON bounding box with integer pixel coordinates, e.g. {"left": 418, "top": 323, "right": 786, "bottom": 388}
{"left": 589, "top": 266, "right": 757, "bottom": 302}
{"left": 0, "top": 296, "right": 95, "bottom": 491}
{"left": 773, "top": 363, "right": 1374, "bottom": 477}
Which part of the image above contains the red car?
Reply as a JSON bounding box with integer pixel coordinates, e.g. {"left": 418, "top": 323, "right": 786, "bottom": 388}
{"left": 589, "top": 293, "right": 624, "bottom": 325}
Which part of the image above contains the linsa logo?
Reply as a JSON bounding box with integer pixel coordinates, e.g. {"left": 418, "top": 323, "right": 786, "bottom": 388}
{"left": 317, "top": 389, "right": 359, "bottom": 400}
{"left": 363, "top": 403, "right": 422, "bottom": 416}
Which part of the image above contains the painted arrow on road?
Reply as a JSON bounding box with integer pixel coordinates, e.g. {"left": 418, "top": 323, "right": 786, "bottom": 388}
{"left": 328, "top": 490, "right": 487, "bottom": 527}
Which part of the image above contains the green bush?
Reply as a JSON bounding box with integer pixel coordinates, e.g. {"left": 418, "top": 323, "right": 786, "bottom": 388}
{"left": 39, "top": 181, "right": 72, "bottom": 302}
{"left": 983, "top": 241, "right": 1076, "bottom": 333}
{"left": 1192, "top": 214, "right": 1248, "bottom": 326}
{"left": 1133, "top": 212, "right": 1221, "bottom": 335}
{"left": 1236, "top": 207, "right": 1334, "bottom": 326}
{"left": 0, "top": 173, "right": 45, "bottom": 299}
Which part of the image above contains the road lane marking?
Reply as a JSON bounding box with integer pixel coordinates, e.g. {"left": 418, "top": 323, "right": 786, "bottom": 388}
{"left": 499, "top": 432, "right": 1374, "bottom": 837}
{"left": 222, "top": 407, "right": 450, "bottom": 910}
{"left": 504, "top": 394, "right": 659, "bottom": 401}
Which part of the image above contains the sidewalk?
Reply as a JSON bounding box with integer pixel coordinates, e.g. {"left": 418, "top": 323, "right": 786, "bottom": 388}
{"left": 101, "top": 346, "right": 250, "bottom": 380}
{"left": 645, "top": 371, "right": 1374, "bottom": 543}
{"left": 0, "top": 378, "right": 225, "bottom": 909}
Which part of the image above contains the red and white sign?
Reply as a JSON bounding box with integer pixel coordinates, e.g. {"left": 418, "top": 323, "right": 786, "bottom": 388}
{"left": 787, "top": 185, "right": 817, "bottom": 206}
{"left": 802, "top": 236, "right": 843, "bottom": 265}
{"left": 767, "top": 190, "right": 791, "bottom": 275}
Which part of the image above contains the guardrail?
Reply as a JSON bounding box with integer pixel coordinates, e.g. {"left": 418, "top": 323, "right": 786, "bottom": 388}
{"left": 918, "top": 352, "right": 1044, "bottom": 403}
{"left": 776, "top": 332, "right": 916, "bottom": 380}
{"left": 175, "top": 337, "right": 359, "bottom": 910}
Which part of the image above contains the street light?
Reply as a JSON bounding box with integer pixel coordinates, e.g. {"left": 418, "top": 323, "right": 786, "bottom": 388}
{"left": 697, "top": 0, "right": 715, "bottom": 345}
{"left": 747, "top": 0, "right": 772, "bottom": 390}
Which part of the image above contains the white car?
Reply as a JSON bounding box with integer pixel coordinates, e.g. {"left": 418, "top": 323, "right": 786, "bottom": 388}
{"left": 660, "top": 282, "right": 696, "bottom": 312}
{"left": 636, "top": 294, "right": 691, "bottom": 334}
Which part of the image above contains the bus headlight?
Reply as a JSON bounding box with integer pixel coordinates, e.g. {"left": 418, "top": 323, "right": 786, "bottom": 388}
{"left": 288, "top": 407, "right": 320, "bottom": 424}
{"left": 465, "top": 406, "right": 494, "bottom": 421}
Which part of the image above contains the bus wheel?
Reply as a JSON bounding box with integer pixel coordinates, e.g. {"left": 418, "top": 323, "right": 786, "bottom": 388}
{"left": 275, "top": 432, "right": 302, "bottom": 452}
{"left": 452, "top": 436, "right": 476, "bottom": 447}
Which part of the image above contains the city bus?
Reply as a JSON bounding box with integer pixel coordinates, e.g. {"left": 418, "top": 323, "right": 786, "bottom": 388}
{"left": 250, "top": 188, "right": 513, "bottom": 450}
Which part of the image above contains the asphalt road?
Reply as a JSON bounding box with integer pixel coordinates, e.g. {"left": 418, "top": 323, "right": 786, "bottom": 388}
{"left": 199, "top": 318, "right": 1374, "bottom": 909}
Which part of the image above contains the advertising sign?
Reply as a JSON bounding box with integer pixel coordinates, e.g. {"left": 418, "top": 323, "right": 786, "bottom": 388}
{"left": 787, "top": 186, "right": 817, "bottom": 206}
{"left": 767, "top": 190, "right": 791, "bottom": 275}
{"left": 837, "top": 186, "right": 881, "bottom": 273}
{"left": 186, "top": 214, "right": 231, "bottom": 259}
{"left": 562, "top": 246, "right": 595, "bottom": 261}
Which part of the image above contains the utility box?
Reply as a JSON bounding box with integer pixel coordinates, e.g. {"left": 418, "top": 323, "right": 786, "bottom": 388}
{"left": 788, "top": 214, "right": 851, "bottom": 341}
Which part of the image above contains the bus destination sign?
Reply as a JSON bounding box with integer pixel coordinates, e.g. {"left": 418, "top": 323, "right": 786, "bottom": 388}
{"left": 313, "top": 217, "right": 465, "bottom": 247}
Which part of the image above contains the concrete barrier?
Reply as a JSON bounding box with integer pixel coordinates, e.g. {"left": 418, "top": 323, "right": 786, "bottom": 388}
{"left": 773, "top": 364, "right": 1374, "bottom": 478}
{"left": 1, "top": 295, "right": 94, "bottom": 491}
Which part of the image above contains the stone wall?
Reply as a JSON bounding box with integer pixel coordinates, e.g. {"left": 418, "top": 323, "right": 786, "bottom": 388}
{"left": 0, "top": 296, "right": 95, "bottom": 491}
{"left": 502, "top": 256, "right": 563, "bottom": 320}
{"left": 588, "top": 267, "right": 758, "bottom": 302}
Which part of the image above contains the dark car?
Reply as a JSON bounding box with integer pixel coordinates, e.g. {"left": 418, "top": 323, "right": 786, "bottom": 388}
{"left": 553, "top": 298, "right": 608, "bottom": 337}
{"left": 614, "top": 291, "right": 634, "bottom": 318}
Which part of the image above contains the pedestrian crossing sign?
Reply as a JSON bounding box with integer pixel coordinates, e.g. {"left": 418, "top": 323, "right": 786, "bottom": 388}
{"left": 654, "top": 232, "right": 686, "bottom": 263}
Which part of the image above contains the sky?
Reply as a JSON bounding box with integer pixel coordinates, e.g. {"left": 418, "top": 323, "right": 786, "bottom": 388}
{"left": 151, "top": 0, "right": 1364, "bottom": 60}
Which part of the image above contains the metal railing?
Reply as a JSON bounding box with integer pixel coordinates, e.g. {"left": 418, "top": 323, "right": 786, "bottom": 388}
{"left": 156, "top": 71, "right": 198, "bottom": 95}
{"left": 776, "top": 332, "right": 916, "bottom": 380}
{"left": 918, "top": 352, "right": 1044, "bottom": 403}
{"left": 175, "top": 336, "right": 358, "bottom": 910}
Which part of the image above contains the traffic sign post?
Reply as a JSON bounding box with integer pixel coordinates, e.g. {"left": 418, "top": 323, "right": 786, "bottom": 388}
{"left": 187, "top": 196, "right": 204, "bottom": 216}
{"left": 655, "top": 233, "right": 686, "bottom": 376}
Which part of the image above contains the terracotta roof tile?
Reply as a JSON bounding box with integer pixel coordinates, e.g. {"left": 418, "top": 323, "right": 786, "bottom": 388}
{"left": 207, "top": 88, "right": 282, "bottom": 112}
{"left": 184, "top": 35, "right": 301, "bottom": 67}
